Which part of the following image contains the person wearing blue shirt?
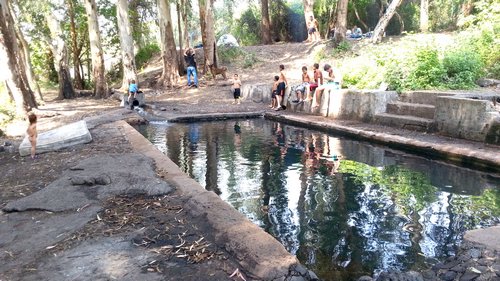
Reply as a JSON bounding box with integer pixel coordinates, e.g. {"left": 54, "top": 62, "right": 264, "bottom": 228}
{"left": 128, "top": 80, "right": 138, "bottom": 108}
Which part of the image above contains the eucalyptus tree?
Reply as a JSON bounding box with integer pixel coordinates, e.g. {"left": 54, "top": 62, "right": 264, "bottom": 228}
{"left": 66, "top": 0, "right": 85, "bottom": 89}
{"left": 261, "top": 0, "right": 272, "bottom": 44}
{"left": 83, "top": 0, "right": 107, "bottom": 98}
{"left": 116, "top": 0, "right": 138, "bottom": 90}
{"left": 302, "top": 0, "right": 315, "bottom": 39}
{"left": 180, "top": 0, "right": 190, "bottom": 48}
{"left": 333, "top": 0, "right": 348, "bottom": 44}
{"left": 420, "top": 0, "right": 429, "bottom": 32}
{"left": 157, "top": 0, "right": 179, "bottom": 87}
{"left": 0, "top": 0, "right": 37, "bottom": 116}
{"left": 176, "top": 0, "right": 184, "bottom": 73}
{"left": 371, "top": 0, "right": 403, "bottom": 43}
{"left": 10, "top": 2, "right": 43, "bottom": 103}
{"left": 199, "top": 0, "right": 217, "bottom": 70}
{"left": 45, "top": 1, "right": 76, "bottom": 99}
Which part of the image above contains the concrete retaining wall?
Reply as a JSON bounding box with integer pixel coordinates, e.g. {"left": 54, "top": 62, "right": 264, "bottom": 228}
{"left": 287, "top": 89, "right": 398, "bottom": 122}
{"left": 435, "top": 96, "right": 500, "bottom": 143}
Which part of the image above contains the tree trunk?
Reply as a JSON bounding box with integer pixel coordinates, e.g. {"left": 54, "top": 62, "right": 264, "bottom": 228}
{"left": 84, "top": 0, "right": 107, "bottom": 98}
{"left": 353, "top": 4, "right": 369, "bottom": 31}
{"left": 0, "top": 0, "right": 37, "bottom": 116}
{"left": 157, "top": 0, "right": 179, "bottom": 87}
{"left": 176, "top": 0, "right": 184, "bottom": 74}
{"left": 371, "top": 0, "right": 403, "bottom": 43}
{"left": 67, "top": 0, "right": 84, "bottom": 89}
{"left": 0, "top": 0, "right": 36, "bottom": 117}
{"left": 261, "top": 0, "right": 272, "bottom": 44}
{"left": 45, "top": 11, "right": 76, "bottom": 100}
{"left": 116, "top": 0, "right": 138, "bottom": 90}
{"left": 327, "top": 4, "right": 336, "bottom": 38}
{"left": 181, "top": 0, "right": 190, "bottom": 48}
{"left": 10, "top": 3, "right": 43, "bottom": 104}
{"left": 199, "top": 0, "right": 217, "bottom": 70}
{"left": 420, "top": 0, "right": 429, "bottom": 32}
{"left": 333, "top": 0, "right": 348, "bottom": 45}
{"left": 303, "top": 0, "right": 314, "bottom": 40}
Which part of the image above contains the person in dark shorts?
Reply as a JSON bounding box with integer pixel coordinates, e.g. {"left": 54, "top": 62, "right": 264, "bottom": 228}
{"left": 275, "top": 64, "right": 288, "bottom": 110}
{"left": 307, "top": 16, "right": 319, "bottom": 42}
{"left": 232, "top": 73, "right": 242, "bottom": 104}
{"left": 270, "top": 75, "right": 280, "bottom": 109}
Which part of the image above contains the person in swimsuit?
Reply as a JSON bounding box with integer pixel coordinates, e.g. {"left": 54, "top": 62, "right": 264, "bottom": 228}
{"left": 307, "top": 16, "right": 319, "bottom": 42}
{"left": 232, "top": 74, "right": 242, "bottom": 104}
{"left": 26, "top": 112, "right": 38, "bottom": 159}
{"left": 293, "top": 66, "right": 312, "bottom": 103}
{"left": 270, "top": 75, "right": 280, "bottom": 109}
{"left": 312, "top": 64, "right": 341, "bottom": 109}
{"left": 275, "top": 64, "right": 288, "bottom": 110}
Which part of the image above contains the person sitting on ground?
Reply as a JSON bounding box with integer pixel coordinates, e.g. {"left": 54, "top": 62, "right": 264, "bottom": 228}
{"left": 311, "top": 64, "right": 341, "bottom": 109}
{"left": 270, "top": 75, "right": 280, "bottom": 109}
{"left": 351, "top": 25, "right": 363, "bottom": 39}
{"left": 128, "top": 79, "right": 138, "bottom": 108}
{"left": 27, "top": 112, "right": 38, "bottom": 159}
{"left": 307, "top": 63, "right": 323, "bottom": 98}
{"left": 274, "top": 64, "right": 288, "bottom": 111}
{"left": 184, "top": 47, "right": 198, "bottom": 88}
{"left": 232, "top": 73, "right": 242, "bottom": 105}
{"left": 292, "top": 66, "right": 312, "bottom": 103}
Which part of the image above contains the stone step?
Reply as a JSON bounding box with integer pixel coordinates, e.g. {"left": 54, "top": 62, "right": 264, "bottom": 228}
{"left": 375, "top": 113, "right": 435, "bottom": 132}
{"left": 400, "top": 91, "right": 455, "bottom": 106}
{"left": 386, "top": 102, "right": 436, "bottom": 119}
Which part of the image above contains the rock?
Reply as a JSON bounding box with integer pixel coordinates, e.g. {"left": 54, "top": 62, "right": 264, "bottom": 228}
{"left": 160, "top": 107, "right": 167, "bottom": 111}
{"left": 441, "top": 260, "right": 462, "bottom": 269}
{"left": 406, "top": 271, "right": 424, "bottom": 281}
{"left": 482, "top": 250, "right": 496, "bottom": 259}
{"left": 474, "top": 266, "right": 488, "bottom": 273}
{"left": 358, "top": 276, "right": 374, "bottom": 281}
{"left": 217, "top": 34, "right": 239, "bottom": 47}
{"left": 307, "top": 270, "right": 319, "bottom": 280}
{"left": 477, "top": 78, "right": 500, "bottom": 87}
{"left": 451, "top": 264, "right": 466, "bottom": 273}
{"left": 4, "top": 141, "right": 12, "bottom": 146}
{"left": 18, "top": 120, "right": 92, "bottom": 157}
{"left": 460, "top": 272, "right": 480, "bottom": 281}
{"left": 94, "top": 175, "right": 112, "bottom": 185}
{"left": 0, "top": 128, "right": 4, "bottom": 137}
{"left": 442, "top": 271, "right": 457, "bottom": 281}
{"left": 467, "top": 249, "right": 482, "bottom": 259}
{"left": 421, "top": 269, "right": 436, "bottom": 280}
{"left": 459, "top": 255, "right": 472, "bottom": 262}
{"left": 0, "top": 146, "right": 4, "bottom": 153}
{"left": 476, "top": 272, "right": 498, "bottom": 281}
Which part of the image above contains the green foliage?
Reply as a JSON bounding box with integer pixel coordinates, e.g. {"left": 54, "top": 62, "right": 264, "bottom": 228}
{"left": 232, "top": 5, "right": 261, "bottom": 46}
{"left": 269, "top": 0, "right": 293, "bottom": 42}
{"left": 135, "top": 43, "right": 160, "bottom": 69}
{"left": 443, "top": 49, "right": 484, "bottom": 89}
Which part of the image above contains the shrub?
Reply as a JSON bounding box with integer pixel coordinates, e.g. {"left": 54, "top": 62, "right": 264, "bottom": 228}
{"left": 443, "top": 49, "right": 484, "bottom": 89}
{"left": 135, "top": 43, "right": 160, "bottom": 69}
{"left": 406, "top": 48, "right": 446, "bottom": 89}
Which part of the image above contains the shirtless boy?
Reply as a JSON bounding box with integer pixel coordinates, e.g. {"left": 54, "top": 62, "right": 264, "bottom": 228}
{"left": 275, "top": 64, "right": 288, "bottom": 110}
{"left": 312, "top": 64, "right": 340, "bottom": 108}
{"left": 27, "top": 112, "right": 38, "bottom": 159}
{"left": 293, "top": 66, "right": 311, "bottom": 103}
{"left": 232, "top": 74, "right": 242, "bottom": 105}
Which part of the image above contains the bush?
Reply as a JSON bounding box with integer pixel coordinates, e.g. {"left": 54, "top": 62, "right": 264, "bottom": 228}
{"left": 232, "top": 6, "right": 261, "bottom": 46}
{"left": 135, "top": 43, "right": 160, "bottom": 69}
{"left": 443, "top": 49, "right": 484, "bottom": 89}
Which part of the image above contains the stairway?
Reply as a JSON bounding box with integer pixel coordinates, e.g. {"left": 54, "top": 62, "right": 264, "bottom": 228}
{"left": 374, "top": 91, "right": 455, "bottom": 132}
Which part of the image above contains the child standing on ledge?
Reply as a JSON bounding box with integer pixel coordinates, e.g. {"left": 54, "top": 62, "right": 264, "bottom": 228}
{"left": 27, "top": 112, "right": 38, "bottom": 159}
{"left": 232, "top": 74, "right": 242, "bottom": 105}
{"left": 128, "top": 79, "right": 138, "bottom": 109}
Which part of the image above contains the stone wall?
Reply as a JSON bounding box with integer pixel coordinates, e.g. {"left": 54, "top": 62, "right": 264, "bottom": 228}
{"left": 435, "top": 96, "right": 500, "bottom": 143}
{"left": 287, "top": 89, "right": 398, "bottom": 122}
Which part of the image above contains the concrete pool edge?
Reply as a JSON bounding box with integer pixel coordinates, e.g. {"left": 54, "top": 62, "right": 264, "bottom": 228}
{"left": 120, "top": 120, "right": 318, "bottom": 281}
{"left": 265, "top": 113, "right": 500, "bottom": 174}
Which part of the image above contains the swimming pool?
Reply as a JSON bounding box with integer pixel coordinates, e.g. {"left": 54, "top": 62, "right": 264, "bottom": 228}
{"left": 135, "top": 118, "right": 500, "bottom": 281}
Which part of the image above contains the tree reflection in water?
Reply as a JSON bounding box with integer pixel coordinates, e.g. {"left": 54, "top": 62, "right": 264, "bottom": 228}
{"left": 135, "top": 119, "right": 500, "bottom": 281}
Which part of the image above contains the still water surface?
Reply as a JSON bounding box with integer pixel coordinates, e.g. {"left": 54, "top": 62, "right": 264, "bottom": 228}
{"left": 136, "top": 118, "right": 500, "bottom": 281}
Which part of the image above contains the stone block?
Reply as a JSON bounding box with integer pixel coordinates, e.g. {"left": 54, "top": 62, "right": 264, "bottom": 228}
{"left": 435, "top": 96, "right": 499, "bottom": 142}
{"left": 19, "top": 120, "right": 92, "bottom": 157}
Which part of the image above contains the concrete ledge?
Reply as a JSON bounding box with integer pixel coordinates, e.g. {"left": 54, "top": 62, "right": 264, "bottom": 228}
{"left": 119, "top": 120, "right": 305, "bottom": 280}
{"left": 464, "top": 226, "right": 500, "bottom": 252}
{"left": 266, "top": 113, "right": 500, "bottom": 173}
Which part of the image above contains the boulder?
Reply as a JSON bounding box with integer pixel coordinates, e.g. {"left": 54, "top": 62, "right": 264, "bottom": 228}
{"left": 477, "top": 78, "right": 500, "bottom": 88}
{"left": 18, "top": 120, "right": 92, "bottom": 156}
{"left": 217, "top": 34, "right": 239, "bottom": 47}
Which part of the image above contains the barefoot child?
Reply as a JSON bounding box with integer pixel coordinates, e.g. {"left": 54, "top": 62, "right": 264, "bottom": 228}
{"left": 270, "top": 75, "right": 280, "bottom": 109}
{"left": 232, "top": 74, "right": 242, "bottom": 104}
{"left": 275, "top": 64, "right": 288, "bottom": 110}
{"left": 128, "top": 79, "right": 138, "bottom": 109}
{"left": 27, "top": 112, "right": 37, "bottom": 159}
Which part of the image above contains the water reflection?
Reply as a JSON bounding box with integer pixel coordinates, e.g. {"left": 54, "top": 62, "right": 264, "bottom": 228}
{"left": 136, "top": 118, "right": 500, "bottom": 281}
